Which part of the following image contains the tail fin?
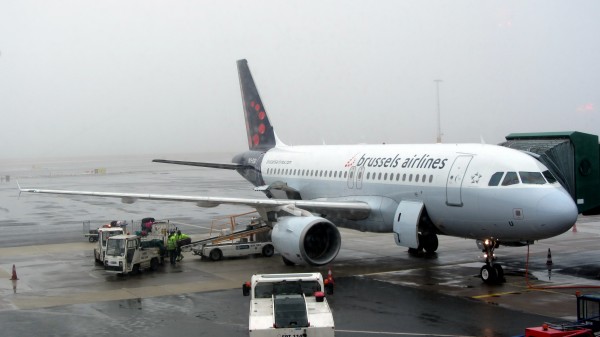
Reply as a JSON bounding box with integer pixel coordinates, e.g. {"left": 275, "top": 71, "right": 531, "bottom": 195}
{"left": 237, "top": 59, "right": 277, "bottom": 151}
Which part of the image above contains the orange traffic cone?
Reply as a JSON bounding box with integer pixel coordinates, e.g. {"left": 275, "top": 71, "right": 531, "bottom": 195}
{"left": 10, "top": 264, "right": 19, "bottom": 280}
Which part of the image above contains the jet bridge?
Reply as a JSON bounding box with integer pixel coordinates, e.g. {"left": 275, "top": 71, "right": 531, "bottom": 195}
{"left": 500, "top": 131, "right": 600, "bottom": 215}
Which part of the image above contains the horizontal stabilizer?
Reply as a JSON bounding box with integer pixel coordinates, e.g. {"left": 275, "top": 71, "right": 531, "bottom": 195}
{"left": 152, "top": 159, "right": 244, "bottom": 170}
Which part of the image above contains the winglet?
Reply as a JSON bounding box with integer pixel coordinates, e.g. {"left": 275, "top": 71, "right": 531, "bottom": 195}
{"left": 237, "top": 59, "right": 277, "bottom": 150}
{"left": 16, "top": 180, "right": 22, "bottom": 198}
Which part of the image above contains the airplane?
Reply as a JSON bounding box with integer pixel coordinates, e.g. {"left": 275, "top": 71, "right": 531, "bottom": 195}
{"left": 19, "top": 59, "right": 579, "bottom": 283}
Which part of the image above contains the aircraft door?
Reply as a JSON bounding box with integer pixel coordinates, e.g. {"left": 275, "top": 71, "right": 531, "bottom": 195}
{"left": 446, "top": 155, "right": 473, "bottom": 206}
{"left": 355, "top": 166, "right": 364, "bottom": 189}
{"left": 347, "top": 166, "right": 356, "bottom": 189}
{"left": 393, "top": 200, "right": 423, "bottom": 249}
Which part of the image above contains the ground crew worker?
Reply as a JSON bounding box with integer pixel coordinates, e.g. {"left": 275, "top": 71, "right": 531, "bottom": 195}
{"left": 175, "top": 230, "right": 190, "bottom": 261}
{"left": 167, "top": 233, "right": 177, "bottom": 265}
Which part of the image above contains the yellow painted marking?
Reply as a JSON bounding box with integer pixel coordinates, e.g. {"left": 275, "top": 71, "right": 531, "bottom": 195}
{"left": 472, "top": 291, "right": 520, "bottom": 299}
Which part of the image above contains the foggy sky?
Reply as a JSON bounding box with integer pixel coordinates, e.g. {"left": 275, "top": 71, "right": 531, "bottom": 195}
{"left": 1, "top": 1, "right": 599, "bottom": 160}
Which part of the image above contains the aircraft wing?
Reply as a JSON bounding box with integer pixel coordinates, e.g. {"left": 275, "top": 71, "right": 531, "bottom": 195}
{"left": 152, "top": 159, "right": 244, "bottom": 170}
{"left": 18, "top": 187, "right": 371, "bottom": 220}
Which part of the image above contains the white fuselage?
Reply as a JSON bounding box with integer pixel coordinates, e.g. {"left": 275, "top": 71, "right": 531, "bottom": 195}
{"left": 259, "top": 143, "right": 578, "bottom": 242}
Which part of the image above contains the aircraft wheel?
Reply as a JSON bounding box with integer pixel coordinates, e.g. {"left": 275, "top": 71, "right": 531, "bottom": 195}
{"left": 262, "top": 244, "right": 274, "bottom": 257}
{"left": 493, "top": 263, "right": 505, "bottom": 282}
{"left": 422, "top": 234, "right": 439, "bottom": 253}
{"left": 209, "top": 249, "right": 222, "bottom": 261}
{"left": 480, "top": 264, "right": 497, "bottom": 283}
{"left": 282, "top": 256, "right": 295, "bottom": 266}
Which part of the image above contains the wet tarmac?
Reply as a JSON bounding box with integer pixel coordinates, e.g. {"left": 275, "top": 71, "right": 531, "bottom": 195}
{"left": 2, "top": 156, "right": 600, "bottom": 336}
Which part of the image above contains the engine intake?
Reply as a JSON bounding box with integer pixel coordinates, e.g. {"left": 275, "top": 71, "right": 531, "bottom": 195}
{"left": 271, "top": 216, "right": 341, "bottom": 266}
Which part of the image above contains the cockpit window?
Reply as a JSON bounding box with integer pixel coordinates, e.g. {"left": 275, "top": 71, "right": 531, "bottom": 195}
{"left": 488, "top": 172, "right": 504, "bottom": 186}
{"left": 519, "top": 172, "right": 546, "bottom": 185}
{"left": 542, "top": 170, "right": 557, "bottom": 184}
{"left": 501, "top": 171, "right": 519, "bottom": 186}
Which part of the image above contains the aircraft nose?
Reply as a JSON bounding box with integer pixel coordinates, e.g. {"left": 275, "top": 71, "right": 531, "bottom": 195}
{"left": 536, "top": 189, "right": 579, "bottom": 237}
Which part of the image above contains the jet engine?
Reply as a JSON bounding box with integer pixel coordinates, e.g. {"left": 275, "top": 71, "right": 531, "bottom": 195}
{"left": 271, "top": 216, "right": 341, "bottom": 266}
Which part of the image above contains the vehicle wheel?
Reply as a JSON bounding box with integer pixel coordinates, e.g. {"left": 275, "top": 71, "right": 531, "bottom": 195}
{"left": 94, "top": 250, "right": 101, "bottom": 265}
{"left": 132, "top": 264, "right": 140, "bottom": 274}
{"left": 282, "top": 256, "right": 295, "bottom": 266}
{"left": 150, "top": 258, "right": 159, "bottom": 271}
{"left": 209, "top": 249, "right": 222, "bottom": 261}
{"left": 480, "top": 264, "right": 497, "bottom": 283}
{"left": 89, "top": 236, "right": 95, "bottom": 243}
{"left": 262, "top": 244, "right": 274, "bottom": 257}
{"left": 493, "top": 263, "right": 505, "bottom": 282}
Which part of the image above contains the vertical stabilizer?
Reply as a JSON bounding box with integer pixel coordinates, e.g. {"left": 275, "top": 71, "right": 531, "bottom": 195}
{"left": 237, "top": 59, "right": 277, "bottom": 150}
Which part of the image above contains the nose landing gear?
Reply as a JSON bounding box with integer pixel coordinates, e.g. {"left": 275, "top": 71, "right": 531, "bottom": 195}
{"left": 478, "top": 239, "right": 505, "bottom": 284}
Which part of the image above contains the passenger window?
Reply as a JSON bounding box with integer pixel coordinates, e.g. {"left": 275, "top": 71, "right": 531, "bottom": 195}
{"left": 488, "top": 172, "right": 504, "bottom": 186}
{"left": 409, "top": 174, "right": 413, "bottom": 182}
{"left": 519, "top": 172, "right": 546, "bottom": 185}
{"left": 415, "top": 174, "right": 420, "bottom": 182}
{"left": 402, "top": 174, "right": 406, "bottom": 181}
{"left": 344, "top": 171, "right": 347, "bottom": 178}
{"left": 422, "top": 174, "right": 426, "bottom": 183}
{"left": 396, "top": 173, "right": 400, "bottom": 181}
{"left": 428, "top": 175, "right": 433, "bottom": 183}
{"left": 366, "top": 172, "right": 370, "bottom": 179}
{"left": 501, "top": 172, "right": 519, "bottom": 186}
{"left": 384, "top": 173, "right": 388, "bottom": 180}
{"left": 542, "top": 170, "right": 557, "bottom": 184}
{"left": 357, "top": 171, "right": 363, "bottom": 180}
{"left": 378, "top": 173, "right": 382, "bottom": 180}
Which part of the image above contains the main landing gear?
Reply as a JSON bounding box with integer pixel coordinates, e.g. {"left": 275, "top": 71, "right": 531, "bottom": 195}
{"left": 408, "top": 233, "right": 439, "bottom": 255}
{"left": 478, "top": 239, "right": 505, "bottom": 284}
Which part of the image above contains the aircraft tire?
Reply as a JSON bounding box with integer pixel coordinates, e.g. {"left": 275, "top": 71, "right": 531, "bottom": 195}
{"left": 480, "top": 264, "right": 497, "bottom": 283}
{"left": 493, "top": 263, "right": 505, "bottom": 282}
{"left": 282, "top": 256, "right": 295, "bottom": 266}
{"left": 209, "top": 249, "right": 222, "bottom": 261}
{"left": 422, "top": 234, "right": 439, "bottom": 253}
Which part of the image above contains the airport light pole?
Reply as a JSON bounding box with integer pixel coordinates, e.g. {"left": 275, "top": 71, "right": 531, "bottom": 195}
{"left": 435, "top": 79, "right": 443, "bottom": 143}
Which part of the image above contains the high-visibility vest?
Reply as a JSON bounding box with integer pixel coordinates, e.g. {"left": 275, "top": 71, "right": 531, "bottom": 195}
{"left": 167, "top": 236, "right": 177, "bottom": 250}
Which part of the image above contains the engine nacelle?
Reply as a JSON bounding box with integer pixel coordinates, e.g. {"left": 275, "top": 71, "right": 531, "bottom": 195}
{"left": 271, "top": 216, "right": 341, "bottom": 266}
